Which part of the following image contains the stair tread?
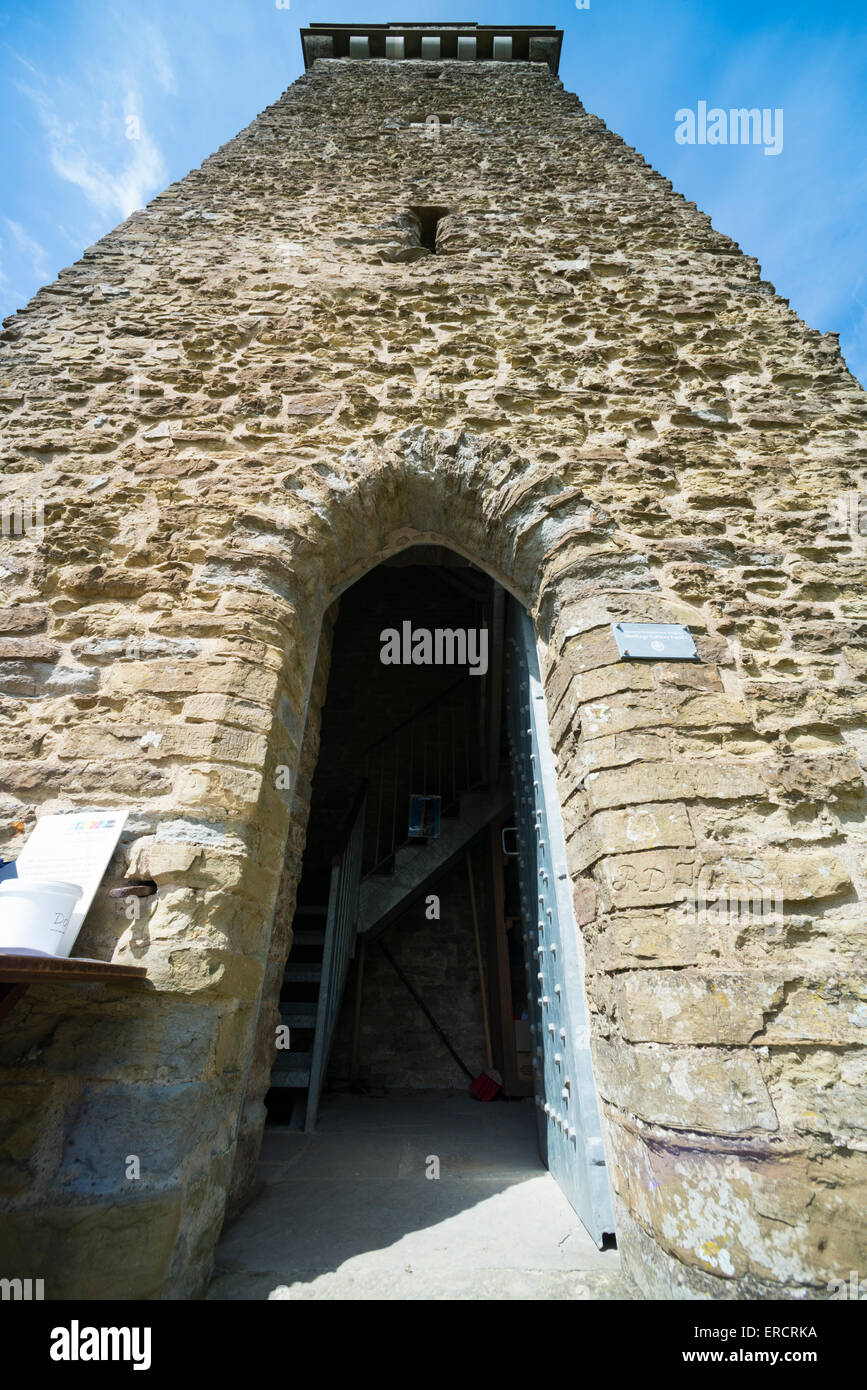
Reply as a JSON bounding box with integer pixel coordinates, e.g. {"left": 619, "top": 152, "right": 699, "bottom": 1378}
{"left": 269, "top": 1072, "right": 312, "bottom": 1089}
{"left": 283, "top": 965, "right": 322, "bottom": 981}
{"left": 273, "top": 1050, "right": 313, "bottom": 1068}
{"left": 279, "top": 1002, "right": 318, "bottom": 1023}
{"left": 292, "top": 929, "right": 325, "bottom": 944}
{"left": 293, "top": 905, "right": 327, "bottom": 915}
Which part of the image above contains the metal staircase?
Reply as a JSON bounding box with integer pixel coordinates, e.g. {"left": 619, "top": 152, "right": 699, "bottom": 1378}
{"left": 358, "top": 780, "right": 509, "bottom": 938}
{"left": 270, "top": 910, "right": 323, "bottom": 1089}
{"left": 269, "top": 675, "right": 504, "bottom": 1127}
{"left": 271, "top": 791, "right": 366, "bottom": 1128}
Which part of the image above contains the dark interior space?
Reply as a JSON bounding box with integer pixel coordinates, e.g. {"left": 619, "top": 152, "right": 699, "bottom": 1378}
{"left": 265, "top": 548, "right": 533, "bottom": 1126}
{"left": 301, "top": 547, "right": 493, "bottom": 894}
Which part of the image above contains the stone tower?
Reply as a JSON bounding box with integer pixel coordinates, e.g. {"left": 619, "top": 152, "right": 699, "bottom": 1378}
{"left": 1, "top": 20, "right": 865, "bottom": 1302}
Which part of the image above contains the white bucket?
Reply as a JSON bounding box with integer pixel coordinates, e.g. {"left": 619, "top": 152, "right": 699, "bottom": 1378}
{"left": 0, "top": 879, "right": 83, "bottom": 955}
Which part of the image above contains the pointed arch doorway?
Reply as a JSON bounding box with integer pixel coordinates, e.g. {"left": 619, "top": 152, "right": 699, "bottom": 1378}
{"left": 266, "top": 544, "right": 615, "bottom": 1250}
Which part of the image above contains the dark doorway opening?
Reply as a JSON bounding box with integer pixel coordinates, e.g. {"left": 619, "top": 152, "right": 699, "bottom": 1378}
{"left": 266, "top": 548, "right": 531, "bottom": 1127}
{"left": 257, "top": 546, "right": 616, "bottom": 1254}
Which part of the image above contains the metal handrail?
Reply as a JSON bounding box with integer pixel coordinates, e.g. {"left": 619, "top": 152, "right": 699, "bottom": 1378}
{"left": 305, "top": 786, "right": 367, "bottom": 1132}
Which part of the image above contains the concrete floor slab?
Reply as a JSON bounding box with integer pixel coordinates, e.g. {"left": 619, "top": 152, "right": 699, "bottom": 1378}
{"left": 208, "top": 1093, "right": 639, "bottom": 1300}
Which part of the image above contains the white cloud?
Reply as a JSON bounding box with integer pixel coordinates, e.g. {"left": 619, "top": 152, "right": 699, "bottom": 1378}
{"left": 7, "top": 47, "right": 45, "bottom": 81}
{"left": 19, "top": 80, "right": 167, "bottom": 221}
{"left": 3, "top": 218, "right": 49, "bottom": 280}
{"left": 138, "top": 22, "right": 178, "bottom": 95}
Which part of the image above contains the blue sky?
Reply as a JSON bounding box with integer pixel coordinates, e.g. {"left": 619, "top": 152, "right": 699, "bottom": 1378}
{"left": 1, "top": 1, "right": 865, "bottom": 384}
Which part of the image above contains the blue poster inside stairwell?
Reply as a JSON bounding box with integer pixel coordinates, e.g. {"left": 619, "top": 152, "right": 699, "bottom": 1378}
{"left": 408, "top": 795, "right": 441, "bottom": 839}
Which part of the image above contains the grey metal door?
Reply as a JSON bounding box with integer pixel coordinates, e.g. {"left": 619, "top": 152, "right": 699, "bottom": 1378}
{"left": 506, "top": 604, "right": 615, "bottom": 1246}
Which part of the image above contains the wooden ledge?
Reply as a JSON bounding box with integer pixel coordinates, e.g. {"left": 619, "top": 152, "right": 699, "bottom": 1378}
{"left": 0, "top": 954, "right": 148, "bottom": 1023}
{"left": 0, "top": 953, "right": 147, "bottom": 984}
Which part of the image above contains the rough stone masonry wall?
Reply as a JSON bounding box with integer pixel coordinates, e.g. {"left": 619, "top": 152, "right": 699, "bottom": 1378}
{"left": 0, "top": 53, "right": 865, "bottom": 1299}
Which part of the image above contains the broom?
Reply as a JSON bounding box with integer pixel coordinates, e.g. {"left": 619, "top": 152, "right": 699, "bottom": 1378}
{"left": 466, "top": 849, "right": 502, "bottom": 1101}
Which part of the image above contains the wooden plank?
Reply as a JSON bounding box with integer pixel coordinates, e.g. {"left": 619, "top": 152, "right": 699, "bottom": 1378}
{"left": 0, "top": 953, "right": 147, "bottom": 984}
{"left": 488, "top": 818, "right": 526, "bottom": 1096}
